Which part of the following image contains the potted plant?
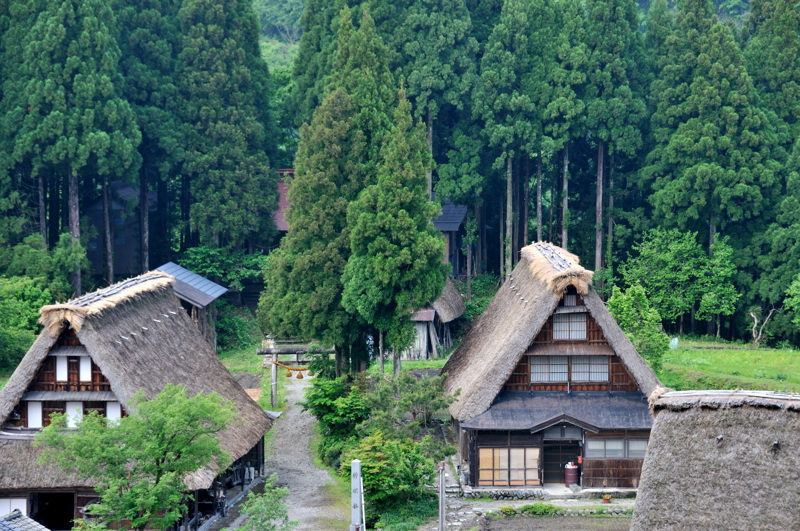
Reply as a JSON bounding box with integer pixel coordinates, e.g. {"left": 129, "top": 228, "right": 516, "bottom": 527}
{"left": 602, "top": 493, "right": 612, "bottom": 504}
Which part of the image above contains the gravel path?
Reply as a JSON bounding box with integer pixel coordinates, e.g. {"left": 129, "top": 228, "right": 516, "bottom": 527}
{"left": 263, "top": 375, "right": 348, "bottom": 530}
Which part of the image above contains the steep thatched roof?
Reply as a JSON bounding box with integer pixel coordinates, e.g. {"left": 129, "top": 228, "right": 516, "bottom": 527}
{"left": 632, "top": 390, "right": 800, "bottom": 530}
{"left": 431, "top": 279, "right": 465, "bottom": 323}
{"left": 0, "top": 272, "right": 271, "bottom": 491}
{"left": 443, "top": 242, "right": 660, "bottom": 422}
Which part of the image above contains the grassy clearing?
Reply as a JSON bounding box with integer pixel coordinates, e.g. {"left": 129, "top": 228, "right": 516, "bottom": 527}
{"left": 218, "top": 338, "right": 290, "bottom": 411}
{"left": 366, "top": 356, "right": 449, "bottom": 377}
{"left": 657, "top": 338, "right": 800, "bottom": 392}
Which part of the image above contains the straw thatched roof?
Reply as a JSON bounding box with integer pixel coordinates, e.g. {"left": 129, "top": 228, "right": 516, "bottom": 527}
{"left": 0, "top": 272, "right": 272, "bottom": 491}
{"left": 431, "top": 279, "right": 465, "bottom": 323}
{"left": 632, "top": 390, "right": 800, "bottom": 530}
{"left": 443, "top": 242, "right": 660, "bottom": 422}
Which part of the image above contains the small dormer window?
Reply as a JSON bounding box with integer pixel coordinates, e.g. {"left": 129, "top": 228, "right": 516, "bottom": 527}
{"left": 563, "top": 293, "right": 577, "bottom": 307}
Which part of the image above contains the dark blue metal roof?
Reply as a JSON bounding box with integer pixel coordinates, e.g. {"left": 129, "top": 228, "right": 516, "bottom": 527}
{"left": 434, "top": 201, "right": 468, "bottom": 232}
{"left": 155, "top": 262, "right": 228, "bottom": 308}
{"left": 461, "top": 391, "right": 652, "bottom": 432}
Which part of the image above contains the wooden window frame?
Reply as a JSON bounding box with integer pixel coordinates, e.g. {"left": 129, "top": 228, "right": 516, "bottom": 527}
{"left": 478, "top": 447, "right": 541, "bottom": 487}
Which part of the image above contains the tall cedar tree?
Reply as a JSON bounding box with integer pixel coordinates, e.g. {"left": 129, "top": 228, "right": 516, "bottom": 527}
{"left": 113, "top": 0, "right": 184, "bottom": 271}
{"left": 385, "top": 0, "right": 478, "bottom": 195}
{"left": 177, "top": 0, "right": 276, "bottom": 249}
{"left": 259, "top": 7, "right": 396, "bottom": 372}
{"left": 13, "top": 0, "right": 141, "bottom": 294}
{"left": 342, "top": 91, "right": 446, "bottom": 352}
{"left": 474, "top": 0, "right": 538, "bottom": 278}
{"left": 289, "top": 0, "right": 345, "bottom": 127}
{"left": 258, "top": 89, "right": 367, "bottom": 356}
{"left": 544, "top": 0, "right": 588, "bottom": 251}
{"left": 645, "top": 0, "right": 779, "bottom": 256}
{"left": 584, "top": 0, "right": 646, "bottom": 272}
{"left": 743, "top": 0, "right": 800, "bottom": 147}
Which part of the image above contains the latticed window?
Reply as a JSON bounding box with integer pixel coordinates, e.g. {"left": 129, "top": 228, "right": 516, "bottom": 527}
{"left": 571, "top": 356, "right": 608, "bottom": 381}
{"left": 552, "top": 312, "right": 586, "bottom": 340}
{"left": 531, "top": 356, "right": 568, "bottom": 382}
{"left": 585, "top": 439, "right": 647, "bottom": 459}
{"left": 478, "top": 447, "right": 540, "bottom": 486}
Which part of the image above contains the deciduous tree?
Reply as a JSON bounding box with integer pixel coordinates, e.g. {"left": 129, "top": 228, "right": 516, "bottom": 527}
{"left": 36, "top": 384, "right": 235, "bottom": 531}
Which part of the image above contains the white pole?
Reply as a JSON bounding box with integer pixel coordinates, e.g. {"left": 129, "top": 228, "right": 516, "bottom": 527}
{"left": 438, "top": 461, "right": 446, "bottom": 530}
{"left": 360, "top": 476, "right": 366, "bottom": 530}
{"left": 350, "top": 459, "right": 363, "bottom": 531}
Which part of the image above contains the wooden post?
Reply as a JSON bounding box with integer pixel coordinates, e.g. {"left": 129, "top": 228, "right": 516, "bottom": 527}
{"left": 271, "top": 352, "right": 277, "bottom": 408}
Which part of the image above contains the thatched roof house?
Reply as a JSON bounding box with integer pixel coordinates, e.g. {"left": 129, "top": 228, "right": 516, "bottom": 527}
{"left": 632, "top": 390, "right": 800, "bottom": 530}
{"left": 0, "top": 273, "right": 271, "bottom": 526}
{"left": 443, "top": 242, "right": 660, "bottom": 488}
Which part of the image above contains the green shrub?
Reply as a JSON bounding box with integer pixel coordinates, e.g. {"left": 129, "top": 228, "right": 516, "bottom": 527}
{"left": 519, "top": 502, "right": 561, "bottom": 516}
{"left": 307, "top": 349, "right": 337, "bottom": 379}
{"left": 498, "top": 506, "right": 517, "bottom": 517}
{"left": 216, "top": 301, "right": 260, "bottom": 350}
{"left": 373, "top": 496, "right": 437, "bottom": 530}
{"left": 607, "top": 284, "right": 669, "bottom": 371}
{"left": 341, "top": 432, "right": 435, "bottom": 516}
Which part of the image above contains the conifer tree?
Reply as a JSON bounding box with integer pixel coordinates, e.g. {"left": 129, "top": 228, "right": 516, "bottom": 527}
{"left": 290, "top": 0, "right": 346, "bottom": 126}
{"left": 13, "top": 0, "right": 141, "bottom": 294}
{"left": 177, "top": 0, "right": 276, "bottom": 249}
{"left": 584, "top": 0, "right": 646, "bottom": 271}
{"left": 474, "top": 0, "right": 538, "bottom": 277}
{"left": 743, "top": 0, "right": 800, "bottom": 146}
{"left": 544, "top": 0, "right": 588, "bottom": 250}
{"left": 259, "top": 7, "right": 397, "bottom": 373}
{"left": 645, "top": 0, "right": 780, "bottom": 255}
{"left": 114, "top": 0, "right": 184, "bottom": 270}
{"left": 342, "top": 91, "right": 446, "bottom": 358}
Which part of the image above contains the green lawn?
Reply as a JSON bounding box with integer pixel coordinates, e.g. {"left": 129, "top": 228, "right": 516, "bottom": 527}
{"left": 218, "top": 339, "right": 289, "bottom": 410}
{"left": 656, "top": 339, "right": 800, "bottom": 392}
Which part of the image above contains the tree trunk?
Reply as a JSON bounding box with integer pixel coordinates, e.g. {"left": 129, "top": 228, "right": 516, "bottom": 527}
{"left": 38, "top": 174, "right": 47, "bottom": 242}
{"left": 427, "top": 109, "right": 433, "bottom": 199}
{"left": 379, "top": 331, "right": 384, "bottom": 376}
{"left": 606, "top": 156, "right": 615, "bottom": 272}
{"left": 466, "top": 210, "right": 473, "bottom": 301}
{"left": 48, "top": 175, "right": 60, "bottom": 247}
{"left": 68, "top": 167, "right": 81, "bottom": 295}
{"left": 561, "top": 143, "right": 569, "bottom": 250}
{"left": 103, "top": 177, "right": 114, "bottom": 284}
{"left": 140, "top": 171, "right": 150, "bottom": 272}
{"left": 505, "top": 155, "right": 513, "bottom": 280}
{"left": 709, "top": 212, "right": 716, "bottom": 254}
{"left": 523, "top": 156, "right": 530, "bottom": 248}
{"left": 476, "top": 203, "right": 483, "bottom": 275}
{"left": 595, "top": 141, "right": 604, "bottom": 272}
{"left": 536, "top": 155, "right": 543, "bottom": 242}
{"left": 499, "top": 196, "right": 504, "bottom": 279}
{"left": 393, "top": 350, "right": 400, "bottom": 377}
{"left": 181, "top": 173, "right": 191, "bottom": 251}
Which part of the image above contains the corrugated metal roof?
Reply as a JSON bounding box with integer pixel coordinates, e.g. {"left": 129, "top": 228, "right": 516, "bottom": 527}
{"left": 461, "top": 391, "right": 652, "bottom": 432}
{"left": 433, "top": 201, "right": 467, "bottom": 232}
{"left": 22, "top": 391, "right": 119, "bottom": 402}
{"left": 155, "top": 262, "right": 227, "bottom": 307}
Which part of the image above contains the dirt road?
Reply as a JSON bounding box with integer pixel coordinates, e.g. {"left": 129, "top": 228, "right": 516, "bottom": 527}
{"left": 263, "top": 375, "right": 348, "bottom": 530}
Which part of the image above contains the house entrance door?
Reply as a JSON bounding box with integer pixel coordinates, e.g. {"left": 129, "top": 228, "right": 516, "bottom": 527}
{"left": 542, "top": 442, "right": 580, "bottom": 484}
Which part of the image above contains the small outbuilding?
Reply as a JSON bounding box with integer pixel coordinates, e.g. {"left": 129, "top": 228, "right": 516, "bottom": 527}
{"left": 0, "top": 272, "right": 271, "bottom": 528}
{"left": 155, "top": 262, "right": 227, "bottom": 350}
{"left": 632, "top": 390, "right": 800, "bottom": 530}
{"left": 404, "top": 279, "right": 466, "bottom": 360}
{"left": 443, "top": 242, "right": 660, "bottom": 488}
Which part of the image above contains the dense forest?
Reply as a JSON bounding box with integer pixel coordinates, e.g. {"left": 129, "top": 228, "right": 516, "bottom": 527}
{"left": 1, "top": 0, "right": 799, "bottom": 369}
